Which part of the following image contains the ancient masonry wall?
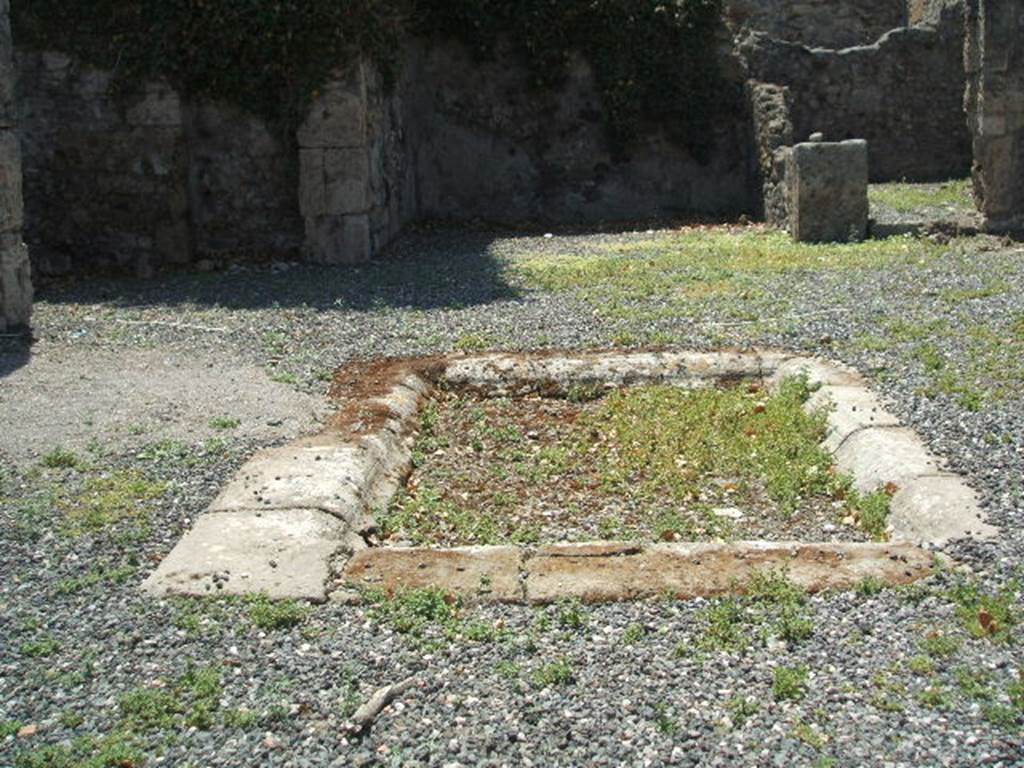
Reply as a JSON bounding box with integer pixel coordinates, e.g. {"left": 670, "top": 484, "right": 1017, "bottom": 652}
{"left": 741, "top": 1, "right": 971, "bottom": 183}
{"left": 0, "top": 0, "right": 29, "bottom": 331}
{"left": 725, "top": 0, "right": 907, "bottom": 49}
{"left": 965, "top": 0, "right": 1024, "bottom": 231}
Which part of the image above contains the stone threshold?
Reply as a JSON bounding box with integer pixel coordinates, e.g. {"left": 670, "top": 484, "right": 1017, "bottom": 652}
{"left": 337, "top": 541, "right": 936, "bottom": 605}
{"left": 141, "top": 349, "right": 998, "bottom": 603}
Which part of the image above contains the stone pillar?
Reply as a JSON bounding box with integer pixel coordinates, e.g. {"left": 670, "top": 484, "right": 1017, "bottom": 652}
{"left": 297, "top": 63, "right": 373, "bottom": 264}
{"left": 965, "top": 0, "right": 1024, "bottom": 231}
{"left": 0, "top": 0, "right": 30, "bottom": 331}
{"left": 786, "top": 139, "right": 869, "bottom": 243}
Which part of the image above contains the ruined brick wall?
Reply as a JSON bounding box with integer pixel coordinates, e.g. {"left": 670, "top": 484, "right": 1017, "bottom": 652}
{"left": 0, "top": 0, "right": 29, "bottom": 331}
{"left": 726, "top": 0, "right": 907, "bottom": 48}
{"left": 741, "top": 1, "right": 971, "bottom": 182}
{"left": 965, "top": 0, "right": 1024, "bottom": 230}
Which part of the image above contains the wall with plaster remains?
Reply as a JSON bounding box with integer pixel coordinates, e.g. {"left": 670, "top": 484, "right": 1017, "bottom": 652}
{"left": 0, "top": 0, "right": 29, "bottom": 331}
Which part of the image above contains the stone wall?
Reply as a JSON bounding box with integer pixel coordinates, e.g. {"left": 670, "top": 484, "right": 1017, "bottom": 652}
{"left": 405, "top": 42, "right": 754, "bottom": 225}
{"left": 16, "top": 53, "right": 301, "bottom": 276}
{"left": 0, "top": 0, "right": 29, "bottom": 331}
{"left": 726, "top": 0, "right": 907, "bottom": 48}
{"left": 186, "top": 101, "right": 302, "bottom": 260}
{"left": 965, "top": 0, "right": 1024, "bottom": 230}
{"left": 740, "top": 1, "right": 971, "bottom": 182}
{"left": 17, "top": 52, "right": 191, "bottom": 276}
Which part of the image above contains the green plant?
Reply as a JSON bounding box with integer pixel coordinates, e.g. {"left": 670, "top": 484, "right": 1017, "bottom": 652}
{"left": 532, "top": 657, "right": 574, "bottom": 688}
{"left": 56, "top": 470, "right": 167, "bottom": 536}
{"left": 622, "top": 623, "right": 646, "bottom": 644}
{"left": 119, "top": 663, "right": 222, "bottom": 732}
{"left": 946, "top": 578, "right": 1019, "bottom": 642}
{"left": 42, "top": 448, "right": 79, "bottom": 469}
{"left": 855, "top": 576, "right": 887, "bottom": 597}
{"left": 919, "top": 631, "right": 962, "bottom": 659}
{"left": 367, "top": 587, "right": 459, "bottom": 636}
{"left": 246, "top": 594, "right": 310, "bottom": 631}
{"left": 20, "top": 634, "right": 60, "bottom": 658}
{"left": 13, "top": 733, "right": 143, "bottom": 768}
{"left": 557, "top": 600, "right": 589, "bottom": 632}
{"left": 772, "top": 665, "right": 809, "bottom": 701}
{"left": 209, "top": 416, "right": 241, "bottom": 430}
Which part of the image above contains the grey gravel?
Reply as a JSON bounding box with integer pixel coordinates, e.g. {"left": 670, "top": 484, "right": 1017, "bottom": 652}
{"left": 1, "top": 225, "right": 1022, "bottom": 767}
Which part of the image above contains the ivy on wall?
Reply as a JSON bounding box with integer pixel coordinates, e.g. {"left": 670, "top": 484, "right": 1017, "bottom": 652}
{"left": 12, "top": 0, "right": 726, "bottom": 158}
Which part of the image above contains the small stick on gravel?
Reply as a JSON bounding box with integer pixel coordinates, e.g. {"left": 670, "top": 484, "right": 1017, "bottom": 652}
{"left": 115, "top": 319, "right": 229, "bottom": 333}
{"left": 344, "top": 677, "right": 418, "bottom": 735}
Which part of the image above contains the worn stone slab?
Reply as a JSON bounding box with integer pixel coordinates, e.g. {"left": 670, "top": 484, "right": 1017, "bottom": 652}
{"left": 889, "top": 475, "right": 999, "bottom": 546}
{"left": 833, "top": 427, "right": 942, "bottom": 492}
{"left": 808, "top": 385, "right": 901, "bottom": 452}
{"left": 143, "top": 509, "right": 352, "bottom": 601}
{"left": 341, "top": 546, "right": 524, "bottom": 602}
{"left": 210, "top": 441, "right": 369, "bottom": 523}
{"left": 768, "top": 356, "right": 863, "bottom": 389}
{"left": 525, "top": 542, "right": 933, "bottom": 604}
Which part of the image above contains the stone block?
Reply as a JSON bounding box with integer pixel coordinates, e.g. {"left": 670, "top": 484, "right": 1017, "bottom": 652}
{"left": 889, "top": 475, "right": 998, "bottom": 546}
{"left": 142, "top": 508, "right": 352, "bottom": 601}
{"left": 524, "top": 542, "right": 933, "bottom": 604}
{"left": 298, "top": 149, "right": 326, "bottom": 217}
{"left": 296, "top": 73, "right": 367, "bottom": 149}
{"left": 324, "top": 148, "right": 370, "bottom": 214}
{"left": 125, "top": 86, "right": 183, "bottom": 127}
{"left": 833, "top": 427, "right": 942, "bottom": 492}
{"left": 303, "top": 214, "right": 372, "bottom": 264}
{"left": 807, "top": 385, "right": 901, "bottom": 452}
{"left": 787, "top": 139, "right": 868, "bottom": 243}
{"left": 341, "top": 546, "right": 524, "bottom": 603}
{"left": 0, "top": 129, "right": 22, "bottom": 231}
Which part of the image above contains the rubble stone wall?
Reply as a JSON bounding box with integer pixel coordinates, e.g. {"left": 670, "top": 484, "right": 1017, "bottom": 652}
{"left": 741, "top": 1, "right": 971, "bottom": 182}
{"left": 0, "top": 0, "right": 29, "bottom": 331}
{"left": 725, "top": 0, "right": 907, "bottom": 48}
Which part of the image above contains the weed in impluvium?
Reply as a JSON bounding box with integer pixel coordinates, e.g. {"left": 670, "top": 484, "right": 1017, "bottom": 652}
{"left": 622, "top": 623, "right": 646, "bottom": 644}
{"left": 556, "top": 600, "right": 589, "bottom": 632}
{"left": 726, "top": 696, "right": 760, "bottom": 726}
{"left": 12, "top": 733, "right": 144, "bottom": 768}
{"left": 576, "top": 375, "right": 838, "bottom": 515}
{"left": 19, "top": 634, "right": 60, "bottom": 658}
{"left": 772, "top": 665, "right": 809, "bottom": 701}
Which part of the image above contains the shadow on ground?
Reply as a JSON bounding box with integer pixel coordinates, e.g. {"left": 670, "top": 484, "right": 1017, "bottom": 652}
{"left": 34, "top": 230, "right": 523, "bottom": 313}
{"left": 0, "top": 335, "right": 32, "bottom": 380}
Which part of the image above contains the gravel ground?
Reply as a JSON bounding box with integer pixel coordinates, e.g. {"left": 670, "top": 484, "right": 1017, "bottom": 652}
{"left": 1, "top": 225, "right": 1022, "bottom": 767}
